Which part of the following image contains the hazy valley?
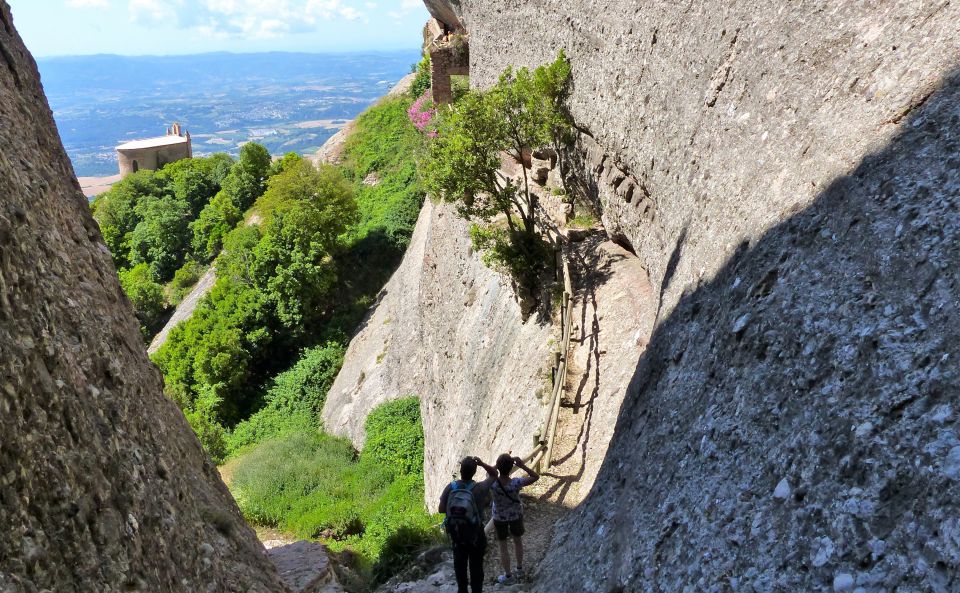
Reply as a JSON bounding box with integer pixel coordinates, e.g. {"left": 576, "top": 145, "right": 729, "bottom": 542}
{"left": 38, "top": 51, "right": 418, "bottom": 178}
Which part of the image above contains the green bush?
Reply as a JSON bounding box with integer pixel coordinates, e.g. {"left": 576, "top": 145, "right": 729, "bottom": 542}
{"left": 410, "top": 54, "right": 431, "bottom": 99}
{"left": 227, "top": 343, "right": 346, "bottom": 455}
{"left": 361, "top": 397, "right": 424, "bottom": 477}
{"left": 169, "top": 259, "right": 205, "bottom": 305}
{"left": 228, "top": 399, "right": 438, "bottom": 584}
{"left": 118, "top": 262, "right": 168, "bottom": 337}
{"left": 342, "top": 96, "right": 425, "bottom": 247}
{"left": 191, "top": 190, "right": 242, "bottom": 261}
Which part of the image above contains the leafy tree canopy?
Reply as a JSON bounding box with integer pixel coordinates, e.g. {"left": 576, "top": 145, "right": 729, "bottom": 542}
{"left": 128, "top": 195, "right": 192, "bottom": 282}
{"left": 422, "top": 51, "right": 571, "bottom": 302}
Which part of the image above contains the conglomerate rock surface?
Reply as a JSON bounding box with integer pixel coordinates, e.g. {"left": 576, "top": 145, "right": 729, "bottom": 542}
{"left": 422, "top": 1, "right": 960, "bottom": 591}
{"left": 0, "top": 3, "right": 287, "bottom": 591}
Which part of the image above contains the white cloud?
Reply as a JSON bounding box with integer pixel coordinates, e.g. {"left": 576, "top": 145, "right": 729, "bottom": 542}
{"left": 129, "top": 0, "right": 180, "bottom": 22}
{"left": 66, "top": 0, "right": 109, "bottom": 7}
{"left": 389, "top": 0, "right": 422, "bottom": 21}
{"left": 128, "top": 0, "right": 372, "bottom": 38}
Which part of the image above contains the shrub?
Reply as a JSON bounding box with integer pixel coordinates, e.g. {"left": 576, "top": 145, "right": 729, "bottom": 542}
{"left": 407, "top": 95, "right": 437, "bottom": 136}
{"left": 227, "top": 343, "right": 346, "bottom": 455}
{"left": 361, "top": 397, "right": 424, "bottom": 477}
{"left": 169, "top": 259, "right": 205, "bottom": 305}
{"left": 409, "top": 53, "right": 431, "bottom": 99}
{"left": 118, "top": 262, "right": 168, "bottom": 336}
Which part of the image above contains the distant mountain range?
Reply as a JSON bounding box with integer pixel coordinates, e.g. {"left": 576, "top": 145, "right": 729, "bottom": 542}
{"left": 37, "top": 51, "right": 419, "bottom": 177}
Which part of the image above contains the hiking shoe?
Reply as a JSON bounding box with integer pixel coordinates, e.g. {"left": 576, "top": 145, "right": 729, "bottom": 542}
{"left": 497, "top": 573, "right": 512, "bottom": 585}
{"left": 514, "top": 567, "right": 525, "bottom": 580}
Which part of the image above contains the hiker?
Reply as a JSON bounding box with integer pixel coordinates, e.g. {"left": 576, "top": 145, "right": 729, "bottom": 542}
{"left": 491, "top": 453, "right": 539, "bottom": 584}
{"left": 439, "top": 456, "right": 498, "bottom": 593}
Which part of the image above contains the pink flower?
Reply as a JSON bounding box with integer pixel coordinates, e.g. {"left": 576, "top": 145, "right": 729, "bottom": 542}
{"left": 408, "top": 95, "right": 437, "bottom": 136}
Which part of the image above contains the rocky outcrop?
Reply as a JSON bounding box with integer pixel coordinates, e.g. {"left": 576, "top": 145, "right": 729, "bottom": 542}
{"left": 0, "top": 3, "right": 287, "bottom": 591}
{"left": 323, "top": 200, "right": 554, "bottom": 502}
{"left": 423, "top": 1, "right": 960, "bottom": 591}
{"left": 265, "top": 540, "right": 342, "bottom": 593}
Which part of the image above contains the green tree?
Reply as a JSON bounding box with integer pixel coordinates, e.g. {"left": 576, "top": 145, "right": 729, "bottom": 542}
{"left": 153, "top": 162, "right": 357, "bottom": 443}
{"left": 422, "top": 52, "right": 571, "bottom": 302}
{"left": 269, "top": 151, "right": 303, "bottom": 177}
{"left": 118, "top": 262, "right": 168, "bottom": 336}
{"left": 156, "top": 157, "right": 220, "bottom": 217}
{"left": 222, "top": 142, "right": 272, "bottom": 211}
{"left": 128, "top": 195, "right": 192, "bottom": 281}
{"left": 90, "top": 170, "right": 166, "bottom": 269}
{"left": 254, "top": 158, "right": 354, "bottom": 219}
{"left": 207, "top": 152, "right": 235, "bottom": 186}
{"left": 190, "top": 190, "right": 242, "bottom": 261}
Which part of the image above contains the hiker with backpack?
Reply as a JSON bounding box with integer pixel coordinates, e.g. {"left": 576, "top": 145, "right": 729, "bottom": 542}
{"left": 491, "top": 453, "right": 539, "bottom": 584}
{"left": 439, "top": 456, "right": 498, "bottom": 593}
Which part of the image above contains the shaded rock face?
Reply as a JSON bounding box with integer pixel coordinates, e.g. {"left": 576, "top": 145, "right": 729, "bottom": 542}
{"left": 323, "top": 200, "right": 553, "bottom": 503}
{"left": 0, "top": 4, "right": 286, "bottom": 591}
{"left": 436, "top": 1, "right": 960, "bottom": 591}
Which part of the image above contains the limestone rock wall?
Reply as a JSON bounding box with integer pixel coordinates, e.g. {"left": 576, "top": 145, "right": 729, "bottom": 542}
{"left": 438, "top": 1, "right": 960, "bottom": 591}
{"left": 322, "top": 200, "right": 553, "bottom": 503}
{"left": 0, "top": 3, "right": 287, "bottom": 591}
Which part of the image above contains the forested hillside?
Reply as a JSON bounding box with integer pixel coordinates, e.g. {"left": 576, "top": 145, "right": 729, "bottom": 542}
{"left": 90, "top": 67, "right": 438, "bottom": 585}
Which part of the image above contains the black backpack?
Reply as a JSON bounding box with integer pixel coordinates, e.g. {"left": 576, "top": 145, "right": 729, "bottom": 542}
{"left": 444, "top": 481, "right": 482, "bottom": 544}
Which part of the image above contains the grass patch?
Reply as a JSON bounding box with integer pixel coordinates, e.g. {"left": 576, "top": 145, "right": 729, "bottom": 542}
{"left": 229, "top": 398, "right": 439, "bottom": 585}
{"left": 568, "top": 212, "right": 598, "bottom": 229}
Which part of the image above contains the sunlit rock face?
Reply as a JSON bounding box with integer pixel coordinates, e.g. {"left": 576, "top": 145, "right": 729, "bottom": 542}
{"left": 323, "top": 200, "right": 554, "bottom": 505}
{"left": 0, "top": 3, "right": 287, "bottom": 591}
{"left": 434, "top": 1, "right": 960, "bottom": 591}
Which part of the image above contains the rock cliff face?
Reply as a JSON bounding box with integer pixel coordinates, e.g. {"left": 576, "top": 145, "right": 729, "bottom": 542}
{"left": 0, "top": 3, "right": 286, "bottom": 591}
{"left": 323, "top": 200, "right": 554, "bottom": 502}
{"left": 422, "top": 1, "right": 960, "bottom": 591}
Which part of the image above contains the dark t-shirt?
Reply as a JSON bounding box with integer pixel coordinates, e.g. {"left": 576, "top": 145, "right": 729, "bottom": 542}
{"left": 438, "top": 474, "right": 496, "bottom": 518}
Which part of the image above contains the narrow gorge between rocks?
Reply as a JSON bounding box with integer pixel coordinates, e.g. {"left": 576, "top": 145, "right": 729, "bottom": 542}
{"left": 2, "top": 1, "right": 959, "bottom": 592}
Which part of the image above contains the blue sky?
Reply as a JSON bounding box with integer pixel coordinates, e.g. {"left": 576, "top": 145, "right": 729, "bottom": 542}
{"left": 8, "top": 0, "right": 429, "bottom": 57}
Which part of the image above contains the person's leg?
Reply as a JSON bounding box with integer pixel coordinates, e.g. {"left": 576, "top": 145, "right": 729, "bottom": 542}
{"left": 498, "top": 537, "right": 511, "bottom": 575}
{"left": 453, "top": 544, "right": 469, "bottom": 593}
{"left": 494, "top": 521, "right": 512, "bottom": 576}
{"left": 469, "top": 540, "right": 486, "bottom": 593}
{"left": 511, "top": 519, "right": 526, "bottom": 574}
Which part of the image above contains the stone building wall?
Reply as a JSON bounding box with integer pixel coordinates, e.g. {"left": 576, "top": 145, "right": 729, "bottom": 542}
{"left": 429, "top": 40, "right": 469, "bottom": 104}
{"left": 0, "top": 3, "right": 287, "bottom": 591}
{"left": 118, "top": 142, "right": 191, "bottom": 177}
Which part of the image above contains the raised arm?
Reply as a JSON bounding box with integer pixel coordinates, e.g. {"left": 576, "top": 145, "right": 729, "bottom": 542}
{"left": 513, "top": 456, "right": 540, "bottom": 484}
{"left": 473, "top": 456, "right": 499, "bottom": 485}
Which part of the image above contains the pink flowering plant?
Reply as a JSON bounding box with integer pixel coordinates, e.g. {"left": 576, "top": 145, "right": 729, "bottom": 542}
{"left": 407, "top": 95, "right": 438, "bottom": 138}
